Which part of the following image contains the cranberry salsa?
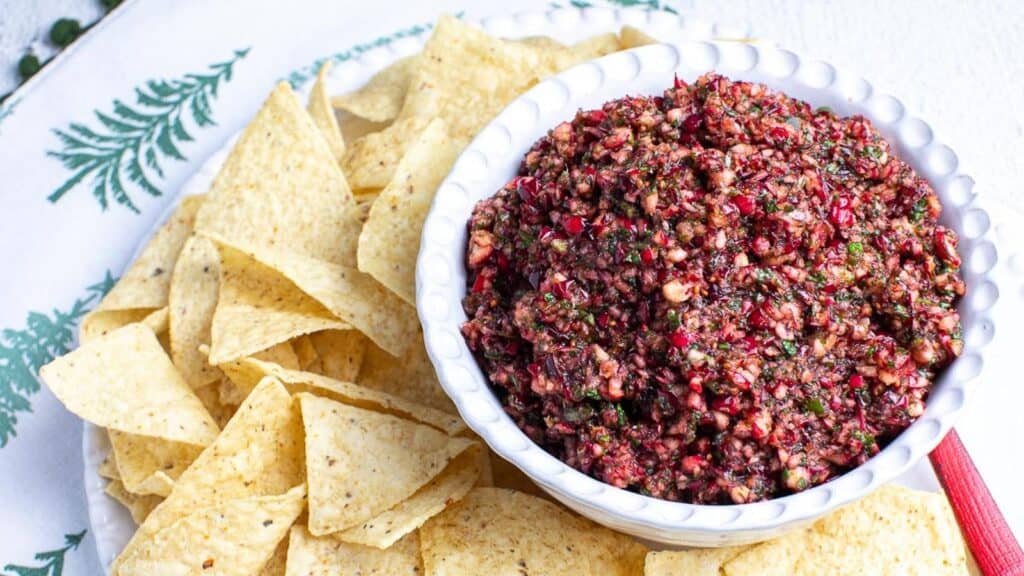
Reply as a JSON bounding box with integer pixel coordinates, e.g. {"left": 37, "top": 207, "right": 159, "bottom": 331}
{"left": 461, "top": 74, "right": 965, "bottom": 504}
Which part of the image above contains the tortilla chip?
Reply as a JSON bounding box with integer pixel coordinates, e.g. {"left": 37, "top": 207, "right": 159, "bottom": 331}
{"left": 337, "top": 111, "right": 391, "bottom": 149}
{"left": 516, "top": 35, "right": 566, "bottom": 50}
{"left": 285, "top": 526, "right": 421, "bottom": 576}
{"left": 98, "top": 450, "right": 120, "bottom": 481}
{"left": 105, "top": 480, "right": 164, "bottom": 525}
{"left": 114, "top": 377, "right": 305, "bottom": 573}
{"left": 115, "top": 484, "right": 306, "bottom": 576}
{"left": 568, "top": 33, "right": 623, "bottom": 60}
{"left": 210, "top": 237, "right": 418, "bottom": 358}
{"left": 109, "top": 430, "right": 203, "bottom": 497}
{"left": 298, "top": 393, "right": 475, "bottom": 536}
{"left": 194, "top": 82, "right": 362, "bottom": 267}
{"left": 645, "top": 546, "right": 749, "bottom": 576}
{"left": 309, "top": 63, "right": 346, "bottom": 162}
{"left": 619, "top": 25, "right": 658, "bottom": 48}
{"left": 195, "top": 380, "right": 239, "bottom": 429}
{"left": 342, "top": 15, "right": 559, "bottom": 189}
{"left": 260, "top": 538, "right": 289, "bottom": 576}
{"left": 79, "top": 308, "right": 154, "bottom": 343}
{"left": 723, "top": 485, "right": 968, "bottom": 576}
{"left": 358, "top": 332, "right": 456, "bottom": 414}
{"left": 332, "top": 55, "right": 417, "bottom": 123}
{"left": 219, "top": 357, "right": 465, "bottom": 435}
{"left": 253, "top": 340, "right": 302, "bottom": 370}
{"left": 40, "top": 323, "right": 219, "bottom": 446}
{"left": 207, "top": 244, "right": 349, "bottom": 365}
{"left": 336, "top": 444, "right": 483, "bottom": 549}
{"left": 358, "top": 118, "right": 458, "bottom": 305}
{"left": 84, "top": 194, "right": 204, "bottom": 323}
{"left": 342, "top": 113, "right": 435, "bottom": 190}
{"left": 169, "top": 235, "right": 223, "bottom": 388}
{"left": 291, "top": 335, "right": 319, "bottom": 370}
{"left": 489, "top": 451, "right": 545, "bottom": 497}
{"left": 309, "top": 330, "right": 366, "bottom": 382}
{"left": 420, "top": 487, "right": 647, "bottom": 576}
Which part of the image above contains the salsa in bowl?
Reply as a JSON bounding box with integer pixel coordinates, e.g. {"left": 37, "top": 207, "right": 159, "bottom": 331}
{"left": 416, "top": 40, "right": 997, "bottom": 545}
{"left": 461, "top": 74, "right": 964, "bottom": 506}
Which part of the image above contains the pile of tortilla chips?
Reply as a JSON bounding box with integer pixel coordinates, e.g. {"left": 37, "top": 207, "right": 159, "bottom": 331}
{"left": 40, "top": 15, "right": 971, "bottom": 575}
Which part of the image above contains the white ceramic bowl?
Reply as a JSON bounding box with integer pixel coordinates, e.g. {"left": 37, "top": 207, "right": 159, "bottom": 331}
{"left": 416, "top": 39, "right": 1000, "bottom": 546}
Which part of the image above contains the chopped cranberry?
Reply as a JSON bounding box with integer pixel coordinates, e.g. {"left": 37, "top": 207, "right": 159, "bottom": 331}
{"left": 581, "top": 109, "right": 607, "bottom": 125}
{"left": 849, "top": 374, "right": 865, "bottom": 389}
{"left": 513, "top": 176, "right": 537, "bottom": 204}
{"left": 471, "top": 273, "right": 489, "bottom": 294}
{"left": 668, "top": 330, "right": 692, "bottom": 349}
{"left": 829, "top": 195, "right": 855, "bottom": 228}
{"left": 732, "top": 194, "right": 756, "bottom": 216}
{"left": 640, "top": 247, "right": 656, "bottom": 264}
{"left": 563, "top": 215, "right": 586, "bottom": 236}
{"left": 681, "top": 113, "right": 702, "bottom": 133}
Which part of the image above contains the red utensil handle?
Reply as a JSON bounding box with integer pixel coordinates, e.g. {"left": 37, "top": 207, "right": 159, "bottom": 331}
{"left": 929, "top": 429, "right": 1024, "bottom": 576}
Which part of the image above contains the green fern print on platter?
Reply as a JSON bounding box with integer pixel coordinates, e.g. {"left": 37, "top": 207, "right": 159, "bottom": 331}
{"left": 285, "top": 23, "right": 432, "bottom": 88}
{"left": 557, "top": 0, "right": 678, "bottom": 12}
{"left": 47, "top": 48, "right": 250, "bottom": 213}
{"left": 2, "top": 530, "right": 86, "bottom": 576}
{"left": 0, "top": 272, "right": 115, "bottom": 448}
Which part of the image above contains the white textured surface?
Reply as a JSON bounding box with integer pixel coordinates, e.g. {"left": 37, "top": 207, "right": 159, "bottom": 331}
{"left": 0, "top": 0, "right": 105, "bottom": 94}
{"left": 417, "top": 24, "right": 999, "bottom": 546}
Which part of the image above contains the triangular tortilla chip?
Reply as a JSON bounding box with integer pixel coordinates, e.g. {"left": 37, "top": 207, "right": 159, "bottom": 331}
{"left": 358, "top": 117, "right": 458, "bottom": 305}
{"left": 105, "top": 480, "right": 164, "bottom": 525}
{"left": 290, "top": 334, "right": 319, "bottom": 370}
{"left": 358, "top": 332, "right": 456, "bottom": 414}
{"left": 98, "top": 450, "right": 120, "bottom": 481}
{"left": 220, "top": 356, "right": 464, "bottom": 435}
{"left": 81, "top": 195, "right": 205, "bottom": 338}
{"left": 298, "top": 393, "right": 474, "bottom": 535}
{"left": 644, "top": 546, "right": 749, "bottom": 576}
{"left": 115, "top": 484, "right": 306, "bottom": 576}
{"left": 309, "top": 330, "right": 365, "bottom": 382}
{"left": 40, "top": 323, "right": 219, "bottom": 446}
{"left": 253, "top": 340, "right": 302, "bottom": 370}
{"left": 619, "top": 25, "right": 658, "bottom": 49}
{"left": 208, "top": 236, "right": 417, "bottom": 358}
{"left": 308, "top": 63, "right": 346, "bottom": 162}
{"left": 342, "top": 15, "right": 565, "bottom": 189}
{"left": 286, "top": 526, "right": 421, "bottom": 576}
{"left": 722, "top": 484, "right": 968, "bottom": 576}
{"left": 208, "top": 244, "right": 349, "bottom": 365}
{"left": 169, "top": 235, "right": 223, "bottom": 388}
{"left": 332, "top": 55, "right": 417, "bottom": 123}
{"left": 259, "top": 538, "right": 289, "bottom": 576}
{"left": 194, "top": 82, "right": 362, "bottom": 267}
{"left": 336, "top": 444, "right": 483, "bottom": 549}
{"left": 114, "top": 377, "right": 305, "bottom": 572}
{"left": 109, "top": 430, "right": 203, "bottom": 497}
{"left": 420, "top": 488, "right": 647, "bottom": 576}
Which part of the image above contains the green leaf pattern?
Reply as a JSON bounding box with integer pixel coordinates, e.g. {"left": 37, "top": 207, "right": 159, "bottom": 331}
{"left": 2, "top": 531, "right": 86, "bottom": 576}
{"left": 0, "top": 273, "right": 115, "bottom": 448}
{"left": 46, "top": 49, "right": 249, "bottom": 213}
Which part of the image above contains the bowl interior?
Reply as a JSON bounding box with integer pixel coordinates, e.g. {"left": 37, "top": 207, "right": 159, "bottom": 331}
{"left": 416, "top": 40, "right": 998, "bottom": 545}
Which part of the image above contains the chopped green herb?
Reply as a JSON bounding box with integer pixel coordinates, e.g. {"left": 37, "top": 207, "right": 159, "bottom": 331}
{"left": 597, "top": 434, "right": 611, "bottom": 443}
{"left": 519, "top": 230, "right": 535, "bottom": 246}
{"left": 809, "top": 271, "right": 827, "bottom": 287}
{"left": 864, "top": 145, "right": 883, "bottom": 160}
{"left": 615, "top": 403, "right": 627, "bottom": 427}
{"left": 625, "top": 250, "right": 641, "bottom": 264}
{"left": 824, "top": 162, "right": 840, "bottom": 174}
{"left": 585, "top": 389, "right": 602, "bottom": 401}
{"left": 804, "top": 397, "right": 826, "bottom": 415}
{"left": 847, "top": 241, "right": 863, "bottom": 257}
{"left": 910, "top": 198, "right": 928, "bottom": 222}
{"left": 851, "top": 429, "right": 876, "bottom": 449}
{"left": 667, "top": 309, "right": 681, "bottom": 330}
{"left": 781, "top": 340, "right": 798, "bottom": 357}
{"left": 717, "top": 342, "right": 731, "bottom": 351}
{"left": 815, "top": 105, "right": 833, "bottom": 114}
{"left": 543, "top": 292, "right": 556, "bottom": 304}
{"left": 765, "top": 199, "right": 778, "bottom": 213}
{"left": 584, "top": 312, "right": 596, "bottom": 326}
